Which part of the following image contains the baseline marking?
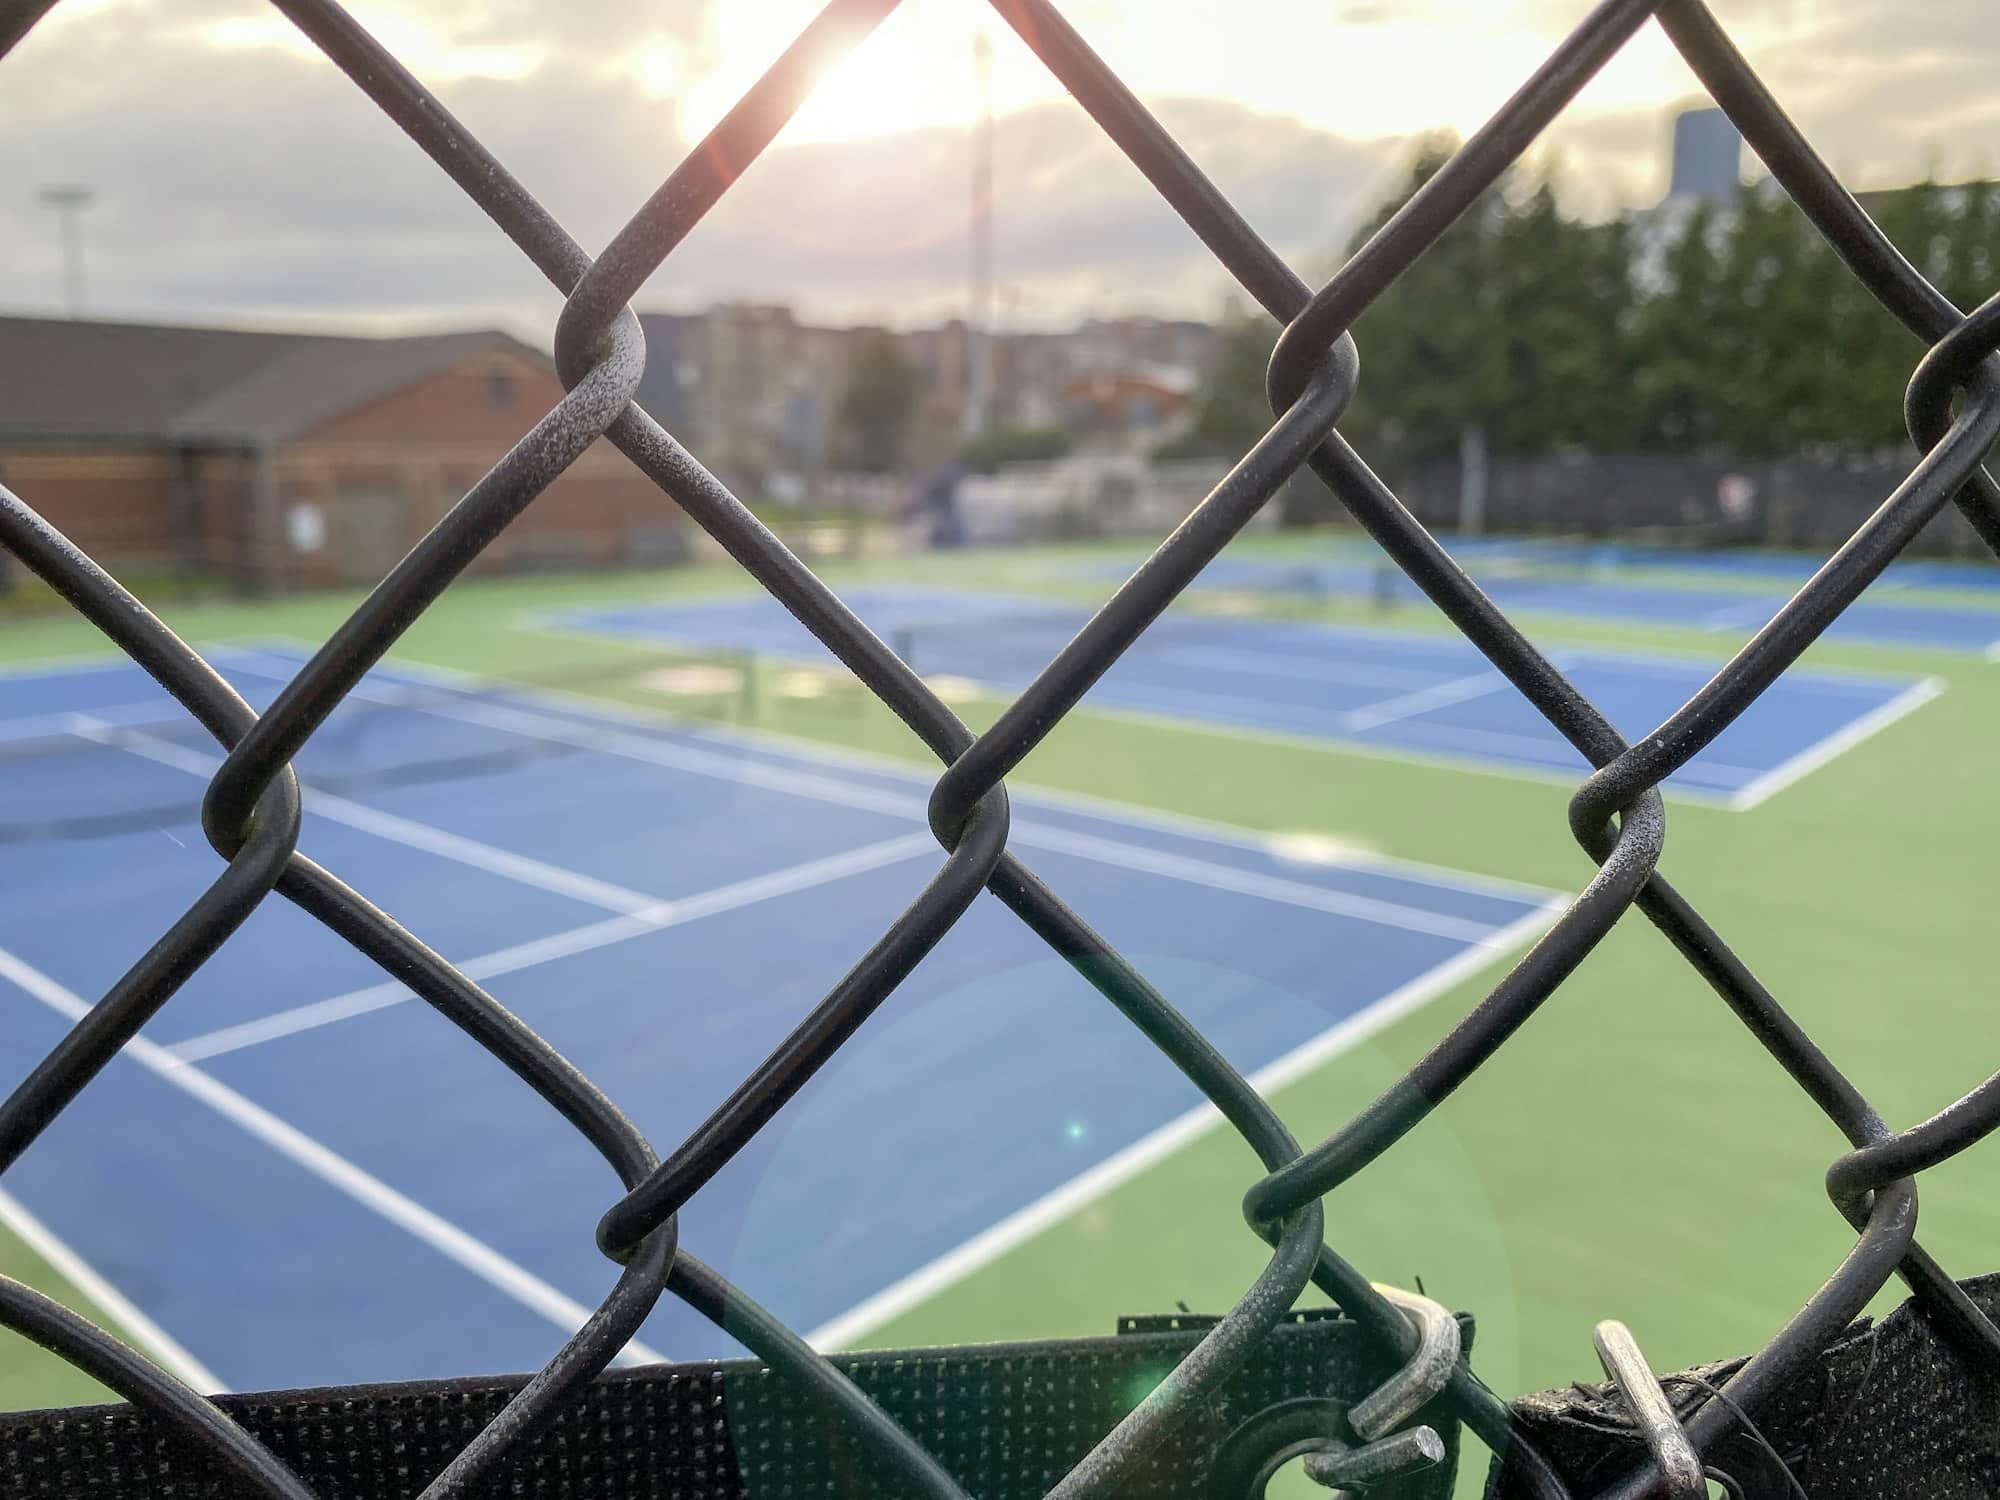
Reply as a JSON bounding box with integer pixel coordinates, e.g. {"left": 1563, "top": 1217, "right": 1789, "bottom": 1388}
{"left": 804, "top": 898, "right": 1563, "bottom": 1350}
{"left": 0, "top": 944, "right": 665, "bottom": 1369}
{"left": 221, "top": 641, "right": 1748, "bottom": 809}
{"left": 1339, "top": 670, "right": 1510, "bottom": 733}
{"left": 165, "top": 832, "right": 938, "bottom": 1063}
{"left": 72, "top": 717, "right": 665, "bottom": 917}
{"left": 1008, "top": 824, "right": 1511, "bottom": 944}
{"left": 1726, "top": 676, "right": 1946, "bottom": 811}
{"left": 0, "top": 1185, "right": 226, "bottom": 1394}
{"left": 232, "top": 639, "right": 1561, "bottom": 902}
{"left": 195, "top": 657, "right": 1531, "bottom": 940}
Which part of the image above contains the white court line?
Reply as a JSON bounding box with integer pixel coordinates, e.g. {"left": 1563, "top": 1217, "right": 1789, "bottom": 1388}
{"left": 1148, "top": 644, "right": 1440, "bottom": 692}
{"left": 228, "top": 638, "right": 1561, "bottom": 903}
{"left": 804, "top": 897, "right": 1564, "bottom": 1351}
{"left": 1339, "top": 670, "right": 1510, "bottom": 733}
{"left": 198, "top": 657, "right": 1531, "bottom": 939}
{"left": 1087, "top": 677, "right": 1376, "bottom": 731}
{"left": 71, "top": 717, "right": 665, "bottom": 917}
{"left": 1556, "top": 649, "right": 1920, "bottom": 694}
{"left": 1008, "top": 825, "right": 1507, "bottom": 944}
{"left": 0, "top": 652, "right": 152, "bottom": 683}
{"left": 224, "top": 639, "right": 1752, "bottom": 812}
{"left": 0, "top": 700, "right": 184, "bottom": 744}
{"left": 443, "top": 636, "right": 1764, "bottom": 804}
{"left": 1374, "top": 715, "right": 1761, "bottom": 787}
{"left": 164, "top": 831, "right": 939, "bottom": 1064}
{"left": 1726, "top": 676, "right": 1946, "bottom": 811}
{"left": 0, "top": 1185, "right": 227, "bottom": 1394}
{"left": 247, "top": 684, "right": 1527, "bottom": 940}
{"left": 166, "top": 911, "right": 658, "bottom": 1062}
{"left": 1699, "top": 599, "right": 1781, "bottom": 633}
{"left": 0, "top": 944, "right": 665, "bottom": 1370}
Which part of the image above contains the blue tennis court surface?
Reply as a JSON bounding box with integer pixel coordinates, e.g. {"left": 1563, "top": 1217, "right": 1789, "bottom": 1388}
{"left": 1120, "top": 552, "right": 2000, "bottom": 655}
{"left": 0, "top": 645, "right": 1560, "bottom": 1392}
{"left": 1429, "top": 536, "right": 2000, "bottom": 594}
{"left": 539, "top": 588, "right": 1941, "bottom": 808}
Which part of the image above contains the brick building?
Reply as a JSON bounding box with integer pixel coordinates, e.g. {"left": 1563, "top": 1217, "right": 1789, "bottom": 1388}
{"left": 0, "top": 315, "right": 682, "bottom": 590}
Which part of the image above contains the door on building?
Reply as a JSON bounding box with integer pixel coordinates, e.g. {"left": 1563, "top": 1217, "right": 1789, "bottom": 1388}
{"left": 336, "top": 490, "right": 409, "bottom": 584}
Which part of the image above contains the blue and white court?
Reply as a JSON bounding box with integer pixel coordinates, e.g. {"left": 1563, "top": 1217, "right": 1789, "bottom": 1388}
{"left": 1141, "top": 551, "right": 2000, "bottom": 656}
{"left": 542, "top": 587, "right": 1942, "bottom": 810}
{"left": 0, "top": 646, "right": 1560, "bottom": 1393}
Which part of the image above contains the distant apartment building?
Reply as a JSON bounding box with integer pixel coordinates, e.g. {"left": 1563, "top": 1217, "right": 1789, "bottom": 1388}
{"left": 633, "top": 304, "right": 1219, "bottom": 497}
{"left": 0, "top": 303, "right": 1220, "bottom": 591}
{"left": 0, "top": 315, "right": 680, "bottom": 589}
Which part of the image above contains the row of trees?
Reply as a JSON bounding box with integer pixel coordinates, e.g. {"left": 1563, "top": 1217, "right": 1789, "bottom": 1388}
{"left": 1175, "top": 136, "right": 2000, "bottom": 467}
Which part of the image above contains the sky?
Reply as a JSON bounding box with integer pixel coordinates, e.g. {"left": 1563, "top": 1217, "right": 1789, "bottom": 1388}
{"left": 0, "top": 0, "right": 1992, "bottom": 336}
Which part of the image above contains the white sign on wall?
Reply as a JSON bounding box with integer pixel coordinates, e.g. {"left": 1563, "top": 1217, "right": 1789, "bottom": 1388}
{"left": 286, "top": 501, "right": 327, "bottom": 554}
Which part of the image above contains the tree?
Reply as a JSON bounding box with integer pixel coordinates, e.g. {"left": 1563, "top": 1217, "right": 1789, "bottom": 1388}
{"left": 1628, "top": 177, "right": 1999, "bottom": 458}
{"left": 839, "top": 334, "right": 920, "bottom": 473}
{"left": 1337, "top": 139, "right": 1639, "bottom": 463}
{"left": 1170, "top": 137, "right": 1999, "bottom": 486}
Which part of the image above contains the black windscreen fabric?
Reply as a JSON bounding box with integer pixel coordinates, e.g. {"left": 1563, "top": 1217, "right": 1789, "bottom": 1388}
{"left": 1487, "top": 1275, "right": 2000, "bottom": 1500}
{"left": 0, "top": 1312, "right": 1467, "bottom": 1499}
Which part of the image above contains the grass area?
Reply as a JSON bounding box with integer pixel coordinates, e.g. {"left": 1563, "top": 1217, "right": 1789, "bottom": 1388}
{"left": 0, "top": 1214, "right": 117, "bottom": 1410}
{"left": 3, "top": 538, "right": 1997, "bottom": 1495}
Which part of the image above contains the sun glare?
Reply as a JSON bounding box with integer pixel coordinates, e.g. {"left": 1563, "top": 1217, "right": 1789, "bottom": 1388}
{"left": 681, "top": 4, "right": 1058, "bottom": 149}
{"left": 790, "top": 28, "right": 967, "bottom": 144}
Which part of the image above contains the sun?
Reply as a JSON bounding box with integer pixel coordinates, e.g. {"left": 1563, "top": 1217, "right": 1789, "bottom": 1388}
{"left": 679, "top": 5, "right": 1037, "bottom": 149}
{"left": 787, "top": 26, "right": 971, "bottom": 145}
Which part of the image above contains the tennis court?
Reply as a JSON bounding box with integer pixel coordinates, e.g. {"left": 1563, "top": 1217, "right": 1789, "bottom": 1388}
{"left": 0, "top": 645, "right": 1559, "bottom": 1392}
{"left": 1429, "top": 536, "right": 2000, "bottom": 592}
{"left": 1142, "top": 551, "right": 2000, "bottom": 654}
{"left": 539, "top": 588, "right": 1942, "bottom": 808}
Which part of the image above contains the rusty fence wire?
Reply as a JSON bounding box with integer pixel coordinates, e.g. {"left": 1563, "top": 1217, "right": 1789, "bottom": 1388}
{"left": 2, "top": 0, "right": 1999, "bottom": 1496}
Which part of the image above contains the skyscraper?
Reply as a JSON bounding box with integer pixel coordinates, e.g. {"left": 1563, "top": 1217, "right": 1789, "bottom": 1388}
{"left": 1666, "top": 106, "right": 1744, "bottom": 204}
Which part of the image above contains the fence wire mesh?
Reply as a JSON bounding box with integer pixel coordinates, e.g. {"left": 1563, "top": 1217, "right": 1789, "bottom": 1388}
{"left": 1, "top": 0, "right": 1997, "bottom": 1496}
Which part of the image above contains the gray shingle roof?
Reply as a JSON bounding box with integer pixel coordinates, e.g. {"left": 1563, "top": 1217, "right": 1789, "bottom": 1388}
{"left": 0, "top": 315, "right": 544, "bottom": 446}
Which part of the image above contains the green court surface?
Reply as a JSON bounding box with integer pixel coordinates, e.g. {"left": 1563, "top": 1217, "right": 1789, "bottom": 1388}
{"left": 4, "top": 537, "right": 1998, "bottom": 1491}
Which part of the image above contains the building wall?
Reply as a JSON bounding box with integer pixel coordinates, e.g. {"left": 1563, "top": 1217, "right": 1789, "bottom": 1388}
{"left": 2, "top": 351, "right": 687, "bottom": 592}
{"left": 0, "top": 447, "right": 183, "bottom": 568}
{"left": 266, "top": 352, "right": 683, "bottom": 588}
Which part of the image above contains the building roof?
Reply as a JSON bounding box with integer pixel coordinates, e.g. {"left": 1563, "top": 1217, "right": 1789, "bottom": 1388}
{"left": 0, "top": 314, "right": 543, "bottom": 447}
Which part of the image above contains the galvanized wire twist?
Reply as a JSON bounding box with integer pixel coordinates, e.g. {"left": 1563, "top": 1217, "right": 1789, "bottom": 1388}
{"left": 1, "top": 0, "right": 1997, "bottom": 1496}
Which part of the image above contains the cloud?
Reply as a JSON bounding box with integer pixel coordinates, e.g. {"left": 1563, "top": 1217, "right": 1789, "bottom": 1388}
{"left": 0, "top": 0, "right": 1987, "bottom": 337}
{"left": 0, "top": 3, "right": 1402, "bottom": 333}
{"left": 645, "top": 97, "right": 1401, "bottom": 322}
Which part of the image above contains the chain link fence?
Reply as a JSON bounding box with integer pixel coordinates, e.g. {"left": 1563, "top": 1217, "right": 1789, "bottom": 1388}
{"left": 1, "top": 0, "right": 1997, "bottom": 1495}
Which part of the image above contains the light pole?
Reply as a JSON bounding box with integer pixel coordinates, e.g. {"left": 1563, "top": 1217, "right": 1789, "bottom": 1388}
{"left": 963, "top": 30, "right": 995, "bottom": 439}
{"left": 37, "top": 184, "right": 94, "bottom": 318}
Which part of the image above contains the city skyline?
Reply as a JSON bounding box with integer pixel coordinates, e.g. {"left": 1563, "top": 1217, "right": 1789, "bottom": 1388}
{"left": 2, "top": 0, "right": 1991, "bottom": 336}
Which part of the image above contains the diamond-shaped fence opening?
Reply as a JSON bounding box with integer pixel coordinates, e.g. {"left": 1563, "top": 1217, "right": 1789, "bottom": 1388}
{"left": 1, "top": 0, "right": 1997, "bottom": 1496}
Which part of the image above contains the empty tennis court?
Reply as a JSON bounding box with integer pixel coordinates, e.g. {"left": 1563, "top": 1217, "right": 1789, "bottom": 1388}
{"left": 540, "top": 587, "right": 1941, "bottom": 807}
{"left": 0, "top": 646, "right": 1557, "bottom": 1392}
{"left": 1145, "top": 551, "right": 2000, "bottom": 654}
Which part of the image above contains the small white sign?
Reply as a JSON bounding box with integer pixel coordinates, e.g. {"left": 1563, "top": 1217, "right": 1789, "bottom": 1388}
{"left": 1717, "top": 473, "right": 1756, "bottom": 520}
{"left": 286, "top": 501, "right": 327, "bottom": 554}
